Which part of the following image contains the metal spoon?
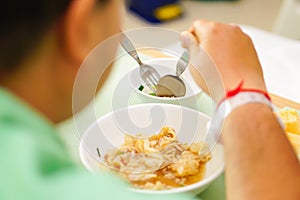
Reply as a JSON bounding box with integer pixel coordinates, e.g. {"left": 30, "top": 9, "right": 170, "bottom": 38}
{"left": 156, "top": 52, "right": 189, "bottom": 97}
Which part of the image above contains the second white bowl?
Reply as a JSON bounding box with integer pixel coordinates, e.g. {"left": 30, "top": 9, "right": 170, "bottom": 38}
{"left": 128, "top": 58, "right": 203, "bottom": 109}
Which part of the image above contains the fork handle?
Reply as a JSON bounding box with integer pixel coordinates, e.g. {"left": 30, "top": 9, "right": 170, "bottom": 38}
{"left": 176, "top": 51, "right": 189, "bottom": 77}
{"left": 120, "top": 33, "right": 143, "bottom": 65}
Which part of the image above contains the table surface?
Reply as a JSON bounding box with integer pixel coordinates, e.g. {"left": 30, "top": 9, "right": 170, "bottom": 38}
{"left": 57, "top": 25, "right": 300, "bottom": 200}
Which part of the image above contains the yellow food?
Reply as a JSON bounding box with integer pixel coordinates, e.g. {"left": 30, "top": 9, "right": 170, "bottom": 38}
{"left": 103, "top": 127, "right": 211, "bottom": 190}
{"left": 278, "top": 109, "right": 300, "bottom": 135}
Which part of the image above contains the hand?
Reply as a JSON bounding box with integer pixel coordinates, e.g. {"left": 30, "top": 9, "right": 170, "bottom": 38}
{"left": 180, "top": 20, "right": 267, "bottom": 103}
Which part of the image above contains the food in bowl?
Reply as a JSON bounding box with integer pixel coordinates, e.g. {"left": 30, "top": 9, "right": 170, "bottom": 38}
{"left": 138, "top": 84, "right": 157, "bottom": 97}
{"left": 79, "top": 103, "right": 224, "bottom": 195}
{"left": 102, "top": 126, "right": 211, "bottom": 190}
{"left": 138, "top": 84, "right": 176, "bottom": 98}
{"left": 278, "top": 108, "right": 300, "bottom": 135}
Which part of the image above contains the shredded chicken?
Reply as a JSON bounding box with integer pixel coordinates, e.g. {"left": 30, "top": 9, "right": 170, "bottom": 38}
{"left": 103, "top": 127, "right": 211, "bottom": 190}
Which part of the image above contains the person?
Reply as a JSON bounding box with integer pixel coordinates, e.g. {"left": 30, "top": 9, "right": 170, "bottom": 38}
{"left": 180, "top": 21, "right": 300, "bottom": 200}
{"left": 0, "top": 0, "right": 299, "bottom": 200}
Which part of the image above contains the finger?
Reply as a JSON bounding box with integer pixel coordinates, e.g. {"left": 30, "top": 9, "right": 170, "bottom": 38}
{"left": 192, "top": 20, "right": 211, "bottom": 39}
{"left": 179, "top": 31, "right": 198, "bottom": 49}
{"left": 192, "top": 20, "right": 223, "bottom": 43}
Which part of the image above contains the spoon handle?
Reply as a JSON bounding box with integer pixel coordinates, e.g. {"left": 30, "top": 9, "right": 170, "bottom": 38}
{"left": 176, "top": 51, "right": 189, "bottom": 77}
{"left": 120, "top": 33, "right": 143, "bottom": 65}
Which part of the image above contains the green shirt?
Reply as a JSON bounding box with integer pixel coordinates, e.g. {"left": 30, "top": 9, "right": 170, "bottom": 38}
{"left": 0, "top": 88, "right": 192, "bottom": 200}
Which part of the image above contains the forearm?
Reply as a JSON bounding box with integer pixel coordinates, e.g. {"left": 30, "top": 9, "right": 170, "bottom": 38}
{"left": 222, "top": 103, "right": 300, "bottom": 200}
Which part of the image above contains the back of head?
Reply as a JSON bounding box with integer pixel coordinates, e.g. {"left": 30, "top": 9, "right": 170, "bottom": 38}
{"left": 0, "top": 0, "right": 70, "bottom": 72}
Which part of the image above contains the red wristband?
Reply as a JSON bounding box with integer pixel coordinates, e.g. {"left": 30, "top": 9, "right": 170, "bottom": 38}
{"left": 219, "top": 80, "right": 271, "bottom": 106}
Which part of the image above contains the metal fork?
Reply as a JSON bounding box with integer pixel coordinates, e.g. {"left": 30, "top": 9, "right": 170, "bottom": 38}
{"left": 120, "top": 33, "right": 161, "bottom": 93}
{"left": 176, "top": 51, "right": 189, "bottom": 77}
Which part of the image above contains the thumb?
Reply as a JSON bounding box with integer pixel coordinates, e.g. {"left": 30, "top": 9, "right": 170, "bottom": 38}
{"left": 179, "top": 31, "right": 198, "bottom": 49}
{"left": 179, "top": 31, "right": 201, "bottom": 58}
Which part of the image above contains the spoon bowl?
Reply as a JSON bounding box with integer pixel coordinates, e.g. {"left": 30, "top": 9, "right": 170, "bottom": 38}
{"left": 156, "top": 52, "right": 189, "bottom": 97}
{"left": 156, "top": 75, "right": 186, "bottom": 97}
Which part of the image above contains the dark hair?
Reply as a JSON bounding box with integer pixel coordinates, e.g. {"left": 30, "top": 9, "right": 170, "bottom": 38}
{"left": 0, "top": 1, "right": 70, "bottom": 72}
{"left": 0, "top": 0, "right": 109, "bottom": 72}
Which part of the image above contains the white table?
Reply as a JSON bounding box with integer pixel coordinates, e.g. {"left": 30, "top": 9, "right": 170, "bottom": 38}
{"left": 241, "top": 25, "right": 300, "bottom": 103}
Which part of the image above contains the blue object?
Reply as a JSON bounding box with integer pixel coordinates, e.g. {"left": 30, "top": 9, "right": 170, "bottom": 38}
{"left": 128, "top": 0, "right": 183, "bottom": 23}
{"left": 193, "top": 0, "right": 239, "bottom": 1}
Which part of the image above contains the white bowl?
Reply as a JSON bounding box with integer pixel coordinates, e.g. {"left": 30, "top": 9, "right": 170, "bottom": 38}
{"left": 128, "top": 58, "right": 203, "bottom": 110}
{"left": 79, "top": 103, "right": 224, "bottom": 195}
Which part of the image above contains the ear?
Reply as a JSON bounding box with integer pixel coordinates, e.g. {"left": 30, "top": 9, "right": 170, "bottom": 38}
{"left": 59, "top": 0, "right": 95, "bottom": 65}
